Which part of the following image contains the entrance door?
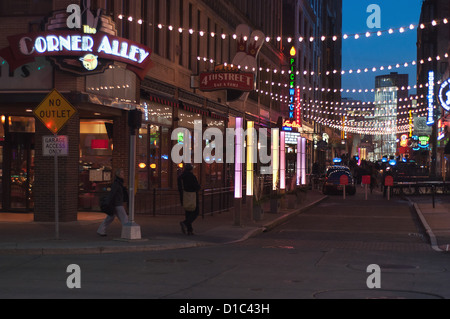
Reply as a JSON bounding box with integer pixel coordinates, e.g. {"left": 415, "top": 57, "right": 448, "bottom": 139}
{"left": 6, "top": 133, "right": 34, "bottom": 211}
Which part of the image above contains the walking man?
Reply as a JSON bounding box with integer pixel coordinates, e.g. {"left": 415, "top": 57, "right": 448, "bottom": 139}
{"left": 178, "top": 164, "right": 201, "bottom": 235}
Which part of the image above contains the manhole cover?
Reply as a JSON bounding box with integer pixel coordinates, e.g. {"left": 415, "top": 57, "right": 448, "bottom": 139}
{"left": 314, "top": 289, "right": 444, "bottom": 299}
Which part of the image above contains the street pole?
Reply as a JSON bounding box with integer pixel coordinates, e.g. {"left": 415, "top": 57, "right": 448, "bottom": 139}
{"left": 54, "top": 145, "right": 59, "bottom": 240}
{"left": 122, "top": 109, "right": 142, "bottom": 240}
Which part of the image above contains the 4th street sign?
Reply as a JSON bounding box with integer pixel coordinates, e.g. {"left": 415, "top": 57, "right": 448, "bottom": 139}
{"left": 34, "top": 89, "right": 77, "bottom": 134}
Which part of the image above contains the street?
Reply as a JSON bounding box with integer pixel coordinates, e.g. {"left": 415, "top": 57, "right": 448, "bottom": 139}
{"left": 1, "top": 188, "right": 449, "bottom": 302}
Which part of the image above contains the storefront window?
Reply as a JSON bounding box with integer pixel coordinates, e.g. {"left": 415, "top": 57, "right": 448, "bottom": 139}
{"left": 204, "top": 119, "right": 225, "bottom": 189}
{"left": 79, "top": 121, "right": 113, "bottom": 210}
{"left": 137, "top": 126, "right": 149, "bottom": 190}
{"left": 141, "top": 101, "right": 172, "bottom": 127}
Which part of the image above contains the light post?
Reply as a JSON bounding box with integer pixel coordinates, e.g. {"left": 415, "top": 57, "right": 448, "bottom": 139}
{"left": 122, "top": 108, "right": 143, "bottom": 240}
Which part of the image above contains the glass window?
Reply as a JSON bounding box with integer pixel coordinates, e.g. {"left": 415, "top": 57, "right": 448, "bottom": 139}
{"left": 160, "top": 127, "right": 171, "bottom": 188}
{"left": 79, "top": 121, "right": 113, "bottom": 194}
{"left": 137, "top": 126, "right": 149, "bottom": 190}
{"left": 141, "top": 100, "right": 173, "bottom": 126}
{"left": 149, "top": 125, "right": 161, "bottom": 188}
{"left": 178, "top": 109, "right": 202, "bottom": 129}
{"left": 9, "top": 117, "right": 35, "bottom": 133}
{"left": 136, "top": 125, "right": 171, "bottom": 190}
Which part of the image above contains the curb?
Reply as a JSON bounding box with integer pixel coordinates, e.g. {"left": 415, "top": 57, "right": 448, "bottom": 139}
{"left": 262, "top": 196, "right": 329, "bottom": 233}
{"left": 406, "top": 197, "right": 443, "bottom": 252}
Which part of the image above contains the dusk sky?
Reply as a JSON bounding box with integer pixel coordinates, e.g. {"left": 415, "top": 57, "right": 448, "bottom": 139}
{"left": 341, "top": 0, "right": 423, "bottom": 102}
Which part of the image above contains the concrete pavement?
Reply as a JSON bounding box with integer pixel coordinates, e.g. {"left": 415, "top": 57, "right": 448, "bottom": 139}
{"left": 0, "top": 189, "right": 449, "bottom": 255}
{"left": 0, "top": 190, "right": 327, "bottom": 255}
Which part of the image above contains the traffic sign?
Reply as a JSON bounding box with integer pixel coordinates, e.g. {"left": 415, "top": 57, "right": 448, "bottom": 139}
{"left": 340, "top": 175, "right": 349, "bottom": 186}
{"left": 385, "top": 176, "right": 394, "bottom": 187}
{"left": 362, "top": 175, "right": 371, "bottom": 185}
{"left": 34, "top": 89, "right": 77, "bottom": 134}
{"left": 43, "top": 136, "right": 69, "bottom": 157}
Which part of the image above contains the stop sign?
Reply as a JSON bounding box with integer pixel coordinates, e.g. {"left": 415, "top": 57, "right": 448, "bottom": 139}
{"left": 340, "top": 175, "right": 349, "bottom": 186}
{"left": 385, "top": 176, "right": 394, "bottom": 187}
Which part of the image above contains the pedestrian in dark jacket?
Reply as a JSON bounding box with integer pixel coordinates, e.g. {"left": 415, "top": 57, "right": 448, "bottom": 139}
{"left": 97, "top": 168, "right": 129, "bottom": 236}
{"left": 178, "top": 164, "right": 201, "bottom": 235}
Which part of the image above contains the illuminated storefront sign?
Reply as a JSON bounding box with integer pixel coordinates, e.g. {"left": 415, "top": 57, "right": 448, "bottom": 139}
{"left": 282, "top": 120, "right": 302, "bottom": 131}
{"left": 0, "top": 31, "right": 153, "bottom": 79}
{"left": 427, "top": 71, "right": 435, "bottom": 126}
{"left": 399, "top": 134, "right": 408, "bottom": 147}
{"left": 438, "top": 118, "right": 446, "bottom": 141}
{"left": 199, "top": 72, "right": 254, "bottom": 91}
{"left": 412, "top": 135, "right": 430, "bottom": 151}
{"left": 439, "top": 77, "right": 450, "bottom": 112}
{"left": 288, "top": 46, "right": 301, "bottom": 128}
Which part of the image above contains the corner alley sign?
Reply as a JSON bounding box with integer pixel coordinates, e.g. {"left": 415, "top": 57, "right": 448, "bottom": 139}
{"left": 0, "top": 31, "right": 153, "bottom": 80}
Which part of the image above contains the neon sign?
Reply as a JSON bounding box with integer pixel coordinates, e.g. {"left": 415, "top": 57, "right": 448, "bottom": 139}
{"left": 400, "top": 134, "right": 408, "bottom": 147}
{"left": 282, "top": 120, "right": 302, "bottom": 131}
{"left": 288, "top": 46, "right": 301, "bottom": 128}
{"left": 439, "top": 78, "right": 450, "bottom": 112}
{"left": 427, "top": 71, "right": 435, "bottom": 126}
{"left": 438, "top": 118, "right": 446, "bottom": 141}
{"left": 412, "top": 135, "right": 430, "bottom": 151}
{"left": 1, "top": 31, "right": 152, "bottom": 79}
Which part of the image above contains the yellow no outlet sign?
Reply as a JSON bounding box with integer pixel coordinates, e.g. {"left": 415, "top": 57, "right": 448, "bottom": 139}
{"left": 34, "top": 89, "right": 77, "bottom": 134}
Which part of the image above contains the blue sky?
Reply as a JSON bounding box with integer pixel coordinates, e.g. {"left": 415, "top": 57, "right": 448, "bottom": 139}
{"left": 342, "top": 0, "right": 423, "bottom": 102}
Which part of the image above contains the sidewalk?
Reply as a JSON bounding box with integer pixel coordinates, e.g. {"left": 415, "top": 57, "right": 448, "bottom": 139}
{"left": 408, "top": 195, "right": 450, "bottom": 252}
{"left": 0, "top": 190, "right": 327, "bottom": 255}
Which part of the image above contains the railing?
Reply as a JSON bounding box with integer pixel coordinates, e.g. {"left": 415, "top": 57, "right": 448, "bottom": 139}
{"left": 147, "top": 187, "right": 235, "bottom": 217}
{"left": 392, "top": 180, "right": 449, "bottom": 196}
{"left": 145, "top": 179, "right": 276, "bottom": 217}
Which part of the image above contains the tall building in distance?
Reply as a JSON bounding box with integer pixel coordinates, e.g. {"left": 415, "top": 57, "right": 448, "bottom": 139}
{"left": 372, "top": 72, "right": 409, "bottom": 160}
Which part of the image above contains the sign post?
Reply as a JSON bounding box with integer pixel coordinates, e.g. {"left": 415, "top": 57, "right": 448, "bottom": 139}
{"left": 340, "top": 175, "right": 349, "bottom": 200}
{"left": 362, "top": 175, "right": 371, "bottom": 200}
{"left": 385, "top": 176, "right": 394, "bottom": 201}
{"left": 34, "top": 89, "right": 77, "bottom": 239}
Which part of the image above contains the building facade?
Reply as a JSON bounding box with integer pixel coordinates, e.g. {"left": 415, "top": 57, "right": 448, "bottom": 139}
{"left": 417, "top": 0, "right": 450, "bottom": 178}
{"left": 0, "top": 0, "right": 288, "bottom": 220}
{"left": 282, "top": 0, "right": 342, "bottom": 175}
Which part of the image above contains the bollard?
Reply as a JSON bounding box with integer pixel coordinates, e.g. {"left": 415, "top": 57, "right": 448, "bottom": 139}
{"left": 432, "top": 185, "right": 435, "bottom": 209}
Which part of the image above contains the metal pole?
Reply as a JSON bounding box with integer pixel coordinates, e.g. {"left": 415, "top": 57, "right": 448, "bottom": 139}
{"left": 54, "top": 150, "right": 59, "bottom": 240}
{"left": 129, "top": 132, "right": 136, "bottom": 223}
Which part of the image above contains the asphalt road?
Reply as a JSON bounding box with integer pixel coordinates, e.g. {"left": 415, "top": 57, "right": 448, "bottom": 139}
{"left": 1, "top": 189, "right": 449, "bottom": 304}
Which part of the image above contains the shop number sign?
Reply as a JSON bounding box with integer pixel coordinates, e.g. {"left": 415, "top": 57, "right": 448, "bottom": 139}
{"left": 34, "top": 89, "right": 77, "bottom": 134}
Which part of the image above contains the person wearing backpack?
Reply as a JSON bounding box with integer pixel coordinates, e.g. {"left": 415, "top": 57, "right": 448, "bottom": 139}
{"left": 177, "top": 164, "right": 201, "bottom": 236}
{"left": 97, "top": 168, "right": 129, "bottom": 237}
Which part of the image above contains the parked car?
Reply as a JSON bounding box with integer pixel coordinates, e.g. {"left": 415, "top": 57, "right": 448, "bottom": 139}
{"left": 322, "top": 166, "right": 356, "bottom": 195}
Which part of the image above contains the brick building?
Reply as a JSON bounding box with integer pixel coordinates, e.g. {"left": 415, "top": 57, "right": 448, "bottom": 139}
{"left": 0, "top": 0, "right": 286, "bottom": 220}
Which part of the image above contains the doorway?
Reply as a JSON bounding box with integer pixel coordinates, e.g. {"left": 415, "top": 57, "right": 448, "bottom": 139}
{"left": 1, "top": 117, "right": 35, "bottom": 212}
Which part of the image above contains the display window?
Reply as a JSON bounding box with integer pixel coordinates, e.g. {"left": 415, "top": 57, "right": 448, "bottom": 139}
{"left": 78, "top": 121, "right": 113, "bottom": 210}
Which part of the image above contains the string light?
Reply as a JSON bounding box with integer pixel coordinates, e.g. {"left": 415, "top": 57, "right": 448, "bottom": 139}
{"left": 196, "top": 53, "right": 447, "bottom": 77}
{"left": 115, "top": 13, "right": 449, "bottom": 44}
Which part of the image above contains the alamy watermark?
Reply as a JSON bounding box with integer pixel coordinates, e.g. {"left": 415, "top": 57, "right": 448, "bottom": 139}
{"left": 367, "top": 4, "right": 381, "bottom": 29}
{"left": 171, "top": 120, "right": 279, "bottom": 175}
